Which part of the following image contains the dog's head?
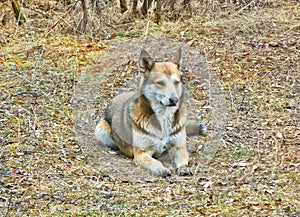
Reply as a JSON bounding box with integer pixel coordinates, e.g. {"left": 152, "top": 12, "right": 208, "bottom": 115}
{"left": 139, "top": 48, "right": 183, "bottom": 109}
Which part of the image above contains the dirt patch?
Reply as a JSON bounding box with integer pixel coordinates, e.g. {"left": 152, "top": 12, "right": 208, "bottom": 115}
{"left": 1, "top": 0, "right": 299, "bottom": 215}
{"left": 73, "top": 37, "right": 228, "bottom": 182}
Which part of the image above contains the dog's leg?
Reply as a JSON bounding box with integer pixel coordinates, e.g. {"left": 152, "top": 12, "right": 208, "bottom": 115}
{"left": 94, "top": 119, "right": 118, "bottom": 150}
{"left": 133, "top": 146, "right": 171, "bottom": 177}
{"left": 173, "top": 144, "right": 193, "bottom": 176}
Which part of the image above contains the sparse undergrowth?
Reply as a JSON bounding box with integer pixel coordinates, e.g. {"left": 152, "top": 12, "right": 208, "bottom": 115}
{"left": 0, "top": 1, "right": 299, "bottom": 216}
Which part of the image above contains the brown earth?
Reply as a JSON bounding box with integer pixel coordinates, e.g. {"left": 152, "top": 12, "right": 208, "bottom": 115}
{"left": 0, "top": 0, "right": 299, "bottom": 216}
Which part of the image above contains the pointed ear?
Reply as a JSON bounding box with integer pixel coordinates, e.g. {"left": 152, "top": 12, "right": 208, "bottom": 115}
{"left": 139, "top": 50, "right": 154, "bottom": 72}
{"left": 171, "top": 48, "right": 181, "bottom": 68}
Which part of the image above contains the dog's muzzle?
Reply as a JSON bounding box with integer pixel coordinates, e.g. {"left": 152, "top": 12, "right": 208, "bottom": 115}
{"left": 161, "top": 96, "right": 178, "bottom": 107}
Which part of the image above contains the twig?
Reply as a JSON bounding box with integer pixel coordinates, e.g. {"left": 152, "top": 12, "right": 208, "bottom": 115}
{"left": 22, "top": 4, "right": 50, "bottom": 19}
{"left": 234, "top": 0, "right": 255, "bottom": 16}
{"left": 144, "top": 15, "right": 150, "bottom": 37}
{"left": 46, "top": 0, "right": 80, "bottom": 34}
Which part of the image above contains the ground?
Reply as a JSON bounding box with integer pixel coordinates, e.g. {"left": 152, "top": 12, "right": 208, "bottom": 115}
{"left": 0, "top": 0, "right": 299, "bottom": 216}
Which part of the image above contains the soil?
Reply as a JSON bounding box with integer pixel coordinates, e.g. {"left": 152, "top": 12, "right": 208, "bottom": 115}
{"left": 0, "top": 0, "right": 299, "bottom": 216}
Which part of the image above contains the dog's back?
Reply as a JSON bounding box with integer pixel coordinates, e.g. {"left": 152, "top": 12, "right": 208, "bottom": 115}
{"left": 95, "top": 91, "right": 136, "bottom": 157}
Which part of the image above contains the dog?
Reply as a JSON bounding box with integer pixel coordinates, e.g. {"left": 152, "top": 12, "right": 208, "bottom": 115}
{"left": 95, "top": 48, "right": 208, "bottom": 177}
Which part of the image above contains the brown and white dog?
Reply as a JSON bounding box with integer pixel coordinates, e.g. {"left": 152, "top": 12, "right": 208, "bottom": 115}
{"left": 95, "top": 48, "right": 208, "bottom": 177}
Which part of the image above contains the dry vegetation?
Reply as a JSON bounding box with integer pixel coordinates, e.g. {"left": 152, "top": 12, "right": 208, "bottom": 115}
{"left": 0, "top": 0, "right": 299, "bottom": 216}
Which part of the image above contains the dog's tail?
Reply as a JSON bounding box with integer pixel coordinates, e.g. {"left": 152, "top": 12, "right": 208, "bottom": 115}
{"left": 95, "top": 119, "right": 118, "bottom": 150}
{"left": 186, "top": 120, "right": 210, "bottom": 137}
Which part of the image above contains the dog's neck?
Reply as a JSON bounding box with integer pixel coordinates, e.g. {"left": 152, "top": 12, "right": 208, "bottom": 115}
{"left": 139, "top": 94, "right": 182, "bottom": 131}
{"left": 140, "top": 93, "right": 186, "bottom": 137}
{"left": 131, "top": 94, "right": 186, "bottom": 139}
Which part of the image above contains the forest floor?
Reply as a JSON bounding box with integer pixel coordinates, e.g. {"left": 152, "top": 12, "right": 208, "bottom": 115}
{"left": 0, "top": 0, "right": 299, "bottom": 216}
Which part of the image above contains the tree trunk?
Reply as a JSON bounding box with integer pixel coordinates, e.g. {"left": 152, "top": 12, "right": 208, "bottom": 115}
{"left": 132, "top": 0, "right": 138, "bottom": 17}
{"left": 77, "top": 0, "right": 89, "bottom": 33}
{"left": 120, "top": 0, "right": 128, "bottom": 13}
{"left": 11, "top": 0, "right": 26, "bottom": 25}
{"left": 142, "top": 0, "right": 154, "bottom": 16}
{"left": 154, "top": 0, "right": 161, "bottom": 24}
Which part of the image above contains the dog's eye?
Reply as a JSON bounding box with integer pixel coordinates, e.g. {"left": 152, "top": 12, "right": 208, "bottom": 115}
{"left": 156, "top": 81, "right": 165, "bottom": 86}
{"left": 174, "top": 81, "right": 180, "bottom": 85}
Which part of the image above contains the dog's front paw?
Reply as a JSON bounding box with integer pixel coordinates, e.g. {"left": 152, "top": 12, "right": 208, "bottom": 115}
{"left": 153, "top": 167, "right": 171, "bottom": 177}
{"left": 176, "top": 166, "right": 193, "bottom": 176}
{"left": 149, "top": 161, "right": 171, "bottom": 177}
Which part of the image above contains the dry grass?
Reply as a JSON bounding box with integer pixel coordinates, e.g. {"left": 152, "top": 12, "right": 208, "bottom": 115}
{"left": 0, "top": 0, "right": 299, "bottom": 216}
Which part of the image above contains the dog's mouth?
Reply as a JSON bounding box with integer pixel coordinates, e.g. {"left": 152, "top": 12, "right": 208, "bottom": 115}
{"left": 160, "top": 101, "right": 177, "bottom": 107}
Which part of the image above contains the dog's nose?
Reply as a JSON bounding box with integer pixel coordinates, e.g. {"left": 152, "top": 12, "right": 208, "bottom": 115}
{"left": 169, "top": 97, "right": 178, "bottom": 106}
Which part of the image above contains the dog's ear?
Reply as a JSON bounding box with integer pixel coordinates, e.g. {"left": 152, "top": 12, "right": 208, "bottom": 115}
{"left": 171, "top": 48, "right": 181, "bottom": 68}
{"left": 139, "top": 50, "right": 154, "bottom": 72}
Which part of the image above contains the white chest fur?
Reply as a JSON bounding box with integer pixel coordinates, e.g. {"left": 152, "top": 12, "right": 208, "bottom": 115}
{"left": 133, "top": 106, "right": 186, "bottom": 154}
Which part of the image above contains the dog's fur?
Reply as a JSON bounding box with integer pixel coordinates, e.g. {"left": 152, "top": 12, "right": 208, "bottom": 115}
{"left": 95, "top": 48, "right": 208, "bottom": 177}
